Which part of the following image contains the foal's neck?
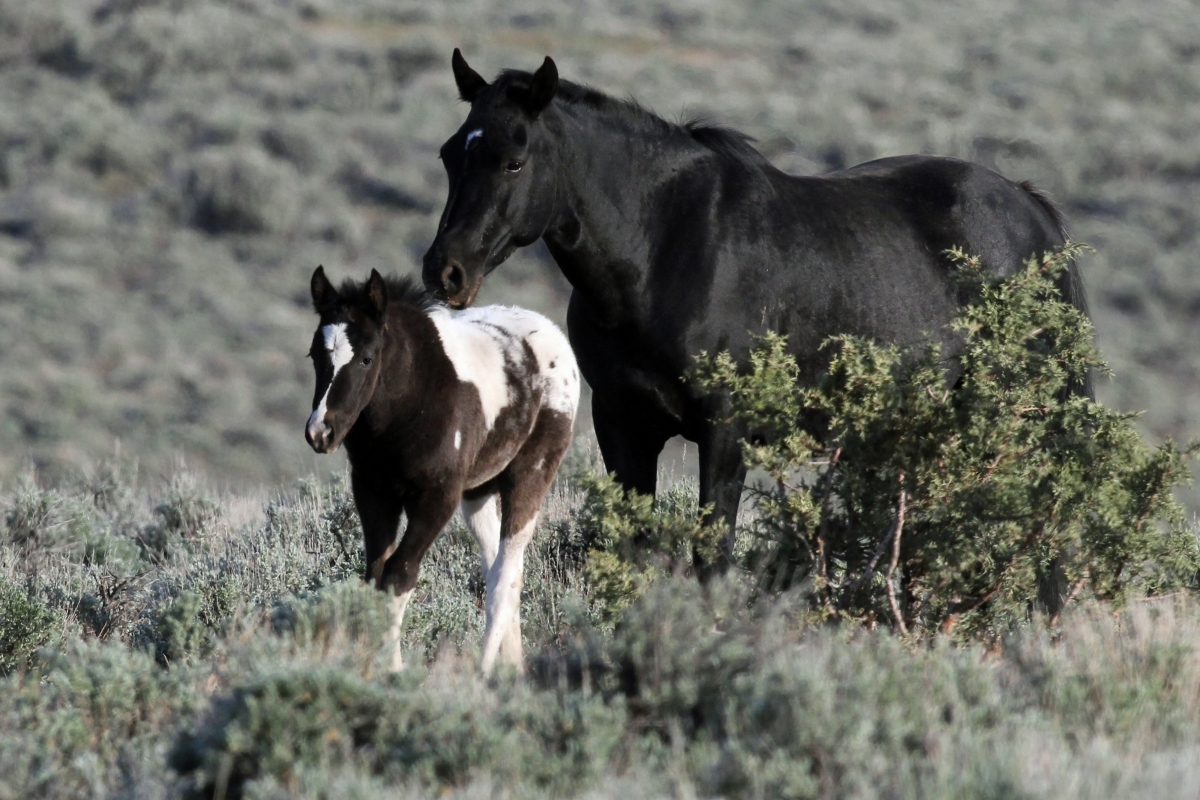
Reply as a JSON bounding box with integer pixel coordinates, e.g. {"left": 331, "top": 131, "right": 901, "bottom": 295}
{"left": 359, "top": 311, "right": 424, "bottom": 435}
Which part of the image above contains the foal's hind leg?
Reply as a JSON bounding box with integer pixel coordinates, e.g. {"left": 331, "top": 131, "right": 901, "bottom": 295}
{"left": 462, "top": 489, "right": 501, "bottom": 578}
{"left": 480, "top": 410, "right": 574, "bottom": 675}
{"left": 463, "top": 490, "right": 523, "bottom": 662}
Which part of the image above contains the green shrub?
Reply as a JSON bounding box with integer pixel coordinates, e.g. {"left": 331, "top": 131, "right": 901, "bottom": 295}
{"left": 4, "top": 479, "right": 59, "bottom": 551}
{"left": 0, "top": 639, "right": 196, "bottom": 800}
{"left": 154, "top": 590, "right": 212, "bottom": 667}
{"left": 139, "top": 473, "right": 221, "bottom": 563}
{"left": 577, "top": 473, "right": 721, "bottom": 623}
{"left": 0, "top": 576, "right": 62, "bottom": 675}
{"left": 270, "top": 580, "right": 391, "bottom": 649}
{"left": 695, "top": 246, "right": 1199, "bottom": 639}
{"left": 154, "top": 578, "right": 241, "bottom": 667}
{"left": 170, "top": 666, "right": 625, "bottom": 799}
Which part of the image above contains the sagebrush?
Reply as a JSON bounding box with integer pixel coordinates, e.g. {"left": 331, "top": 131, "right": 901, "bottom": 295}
{"left": 0, "top": 462, "right": 1200, "bottom": 797}
{"left": 695, "top": 246, "right": 1198, "bottom": 639}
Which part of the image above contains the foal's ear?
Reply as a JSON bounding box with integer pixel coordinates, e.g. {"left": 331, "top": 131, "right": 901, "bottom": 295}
{"left": 311, "top": 265, "right": 337, "bottom": 311}
{"left": 452, "top": 48, "right": 488, "bottom": 103}
{"left": 366, "top": 269, "right": 388, "bottom": 319}
{"left": 511, "top": 56, "right": 558, "bottom": 118}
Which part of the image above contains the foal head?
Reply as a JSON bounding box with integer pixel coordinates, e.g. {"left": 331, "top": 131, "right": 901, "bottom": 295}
{"left": 422, "top": 49, "right": 561, "bottom": 308}
{"left": 305, "top": 266, "right": 388, "bottom": 453}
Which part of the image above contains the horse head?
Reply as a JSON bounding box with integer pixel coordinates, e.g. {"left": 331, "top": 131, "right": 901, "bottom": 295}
{"left": 305, "top": 266, "right": 388, "bottom": 453}
{"left": 422, "top": 49, "right": 561, "bottom": 308}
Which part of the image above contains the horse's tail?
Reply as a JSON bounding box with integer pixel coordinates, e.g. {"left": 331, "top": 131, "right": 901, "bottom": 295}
{"left": 1019, "top": 180, "right": 1094, "bottom": 400}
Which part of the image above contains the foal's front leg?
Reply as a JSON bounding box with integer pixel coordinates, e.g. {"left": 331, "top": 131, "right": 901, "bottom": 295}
{"left": 353, "top": 477, "right": 403, "bottom": 587}
{"left": 378, "top": 488, "right": 459, "bottom": 671}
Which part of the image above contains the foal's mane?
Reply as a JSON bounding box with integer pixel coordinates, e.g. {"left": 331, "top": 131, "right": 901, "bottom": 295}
{"left": 336, "top": 274, "right": 441, "bottom": 314}
{"left": 494, "top": 69, "right": 770, "bottom": 169}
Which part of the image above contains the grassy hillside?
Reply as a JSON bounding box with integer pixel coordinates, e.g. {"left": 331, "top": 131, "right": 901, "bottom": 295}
{"left": 3, "top": 464, "right": 1200, "bottom": 798}
{"left": 0, "top": 0, "right": 1198, "bottom": 493}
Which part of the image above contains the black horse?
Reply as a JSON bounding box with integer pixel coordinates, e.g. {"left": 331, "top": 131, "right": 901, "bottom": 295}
{"left": 306, "top": 267, "right": 579, "bottom": 673}
{"left": 423, "top": 51, "right": 1088, "bottom": 571}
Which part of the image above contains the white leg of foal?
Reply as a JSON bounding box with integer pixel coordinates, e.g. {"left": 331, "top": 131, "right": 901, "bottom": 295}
{"left": 499, "top": 573, "right": 524, "bottom": 666}
{"left": 480, "top": 515, "right": 537, "bottom": 675}
{"left": 461, "top": 494, "right": 502, "bottom": 578}
{"left": 387, "top": 588, "right": 414, "bottom": 673}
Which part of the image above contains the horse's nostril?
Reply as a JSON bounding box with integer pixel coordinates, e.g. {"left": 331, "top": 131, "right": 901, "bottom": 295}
{"left": 441, "top": 263, "right": 465, "bottom": 294}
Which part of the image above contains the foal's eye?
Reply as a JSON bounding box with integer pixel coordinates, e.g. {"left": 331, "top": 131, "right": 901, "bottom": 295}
{"left": 505, "top": 160, "right": 524, "bottom": 173}
{"left": 361, "top": 357, "right": 373, "bottom": 367}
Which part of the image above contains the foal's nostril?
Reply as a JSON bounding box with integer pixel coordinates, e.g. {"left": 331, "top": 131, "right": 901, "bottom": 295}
{"left": 441, "top": 263, "right": 466, "bottom": 295}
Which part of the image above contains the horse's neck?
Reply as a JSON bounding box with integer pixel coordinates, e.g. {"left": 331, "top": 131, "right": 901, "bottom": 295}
{"left": 544, "top": 110, "right": 708, "bottom": 321}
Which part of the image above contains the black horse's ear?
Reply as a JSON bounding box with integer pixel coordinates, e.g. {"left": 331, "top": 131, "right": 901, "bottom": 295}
{"left": 510, "top": 56, "right": 558, "bottom": 118}
{"left": 452, "top": 48, "right": 488, "bottom": 103}
{"left": 366, "top": 269, "right": 388, "bottom": 319}
{"left": 311, "top": 265, "right": 336, "bottom": 311}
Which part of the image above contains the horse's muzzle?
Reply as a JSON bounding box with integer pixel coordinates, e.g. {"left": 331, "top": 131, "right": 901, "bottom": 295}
{"left": 431, "top": 263, "right": 482, "bottom": 309}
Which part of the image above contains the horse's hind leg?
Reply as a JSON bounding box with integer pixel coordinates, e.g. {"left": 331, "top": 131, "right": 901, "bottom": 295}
{"left": 480, "top": 409, "right": 573, "bottom": 675}
{"left": 696, "top": 420, "right": 748, "bottom": 581}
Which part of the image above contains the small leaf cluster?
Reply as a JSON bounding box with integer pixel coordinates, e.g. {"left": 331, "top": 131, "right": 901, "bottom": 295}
{"left": 695, "top": 245, "right": 1199, "bottom": 639}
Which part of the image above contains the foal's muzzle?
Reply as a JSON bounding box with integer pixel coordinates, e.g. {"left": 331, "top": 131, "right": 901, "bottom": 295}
{"left": 305, "top": 415, "right": 338, "bottom": 454}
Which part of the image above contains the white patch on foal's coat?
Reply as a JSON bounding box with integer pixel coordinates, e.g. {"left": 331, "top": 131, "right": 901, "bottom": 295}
{"left": 307, "top": 323, "right": 354, "bottom": 432}
{"left": 427, "top": 306, "right": 579, "bottom": 430}
{"left": 454, "top": 430, "right": 462, "bottom": 450}
{"left": 465, "top": 128, "right": 483, "bottom": 149}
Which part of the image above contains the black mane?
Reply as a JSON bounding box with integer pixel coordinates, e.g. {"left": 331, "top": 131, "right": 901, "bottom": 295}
{"left": 337, "top": 274, "right": 441, "bottom": 313}
{"left": 494, "top": 69, "right": 769, "bottom": 168}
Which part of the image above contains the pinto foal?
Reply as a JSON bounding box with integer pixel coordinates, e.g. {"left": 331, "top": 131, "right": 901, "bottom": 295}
{"left": 305, "top": 267, "right": 579, "bottom": 674}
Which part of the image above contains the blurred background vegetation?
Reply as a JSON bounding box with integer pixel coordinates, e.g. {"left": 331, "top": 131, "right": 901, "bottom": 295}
{"left": 0, "top": 0, "right": 1197, "bottom": 500}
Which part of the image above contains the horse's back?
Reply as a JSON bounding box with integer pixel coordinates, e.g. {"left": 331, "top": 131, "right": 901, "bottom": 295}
{"left": 696, "top": 155, "right": 1074, "bottom": 378}
{"left": 816, "top": 155, "right": 1066, "bottom": 262}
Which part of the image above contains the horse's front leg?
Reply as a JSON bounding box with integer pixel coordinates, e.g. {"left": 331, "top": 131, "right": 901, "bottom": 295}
{"left": 378, "top": 488, "right": 459, "bottom": 672}
{"left": 592, "top": 390, "right": 670, "bottom": 498}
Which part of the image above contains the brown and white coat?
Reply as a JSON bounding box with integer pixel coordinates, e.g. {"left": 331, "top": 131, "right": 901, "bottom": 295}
{"left": 306, "top": 268, "right": 578, "bottom": 674}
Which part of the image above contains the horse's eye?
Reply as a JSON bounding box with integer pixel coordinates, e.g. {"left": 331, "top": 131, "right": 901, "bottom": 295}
{"left": 505, "top": 161, "right": 524, "bottom": 173}
{"left": 361, "top": 357, "right": 373, "bottom": 367}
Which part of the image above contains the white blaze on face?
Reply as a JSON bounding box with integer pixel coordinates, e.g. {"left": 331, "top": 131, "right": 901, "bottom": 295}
{"left": 307, "top": 323, "right": 354, "bottom": 433}
{"left": 465, "top": 128, "right": 483, "bottom": 149}
{"left": 454, "top": 430, "right": 462, "bottom": 450}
